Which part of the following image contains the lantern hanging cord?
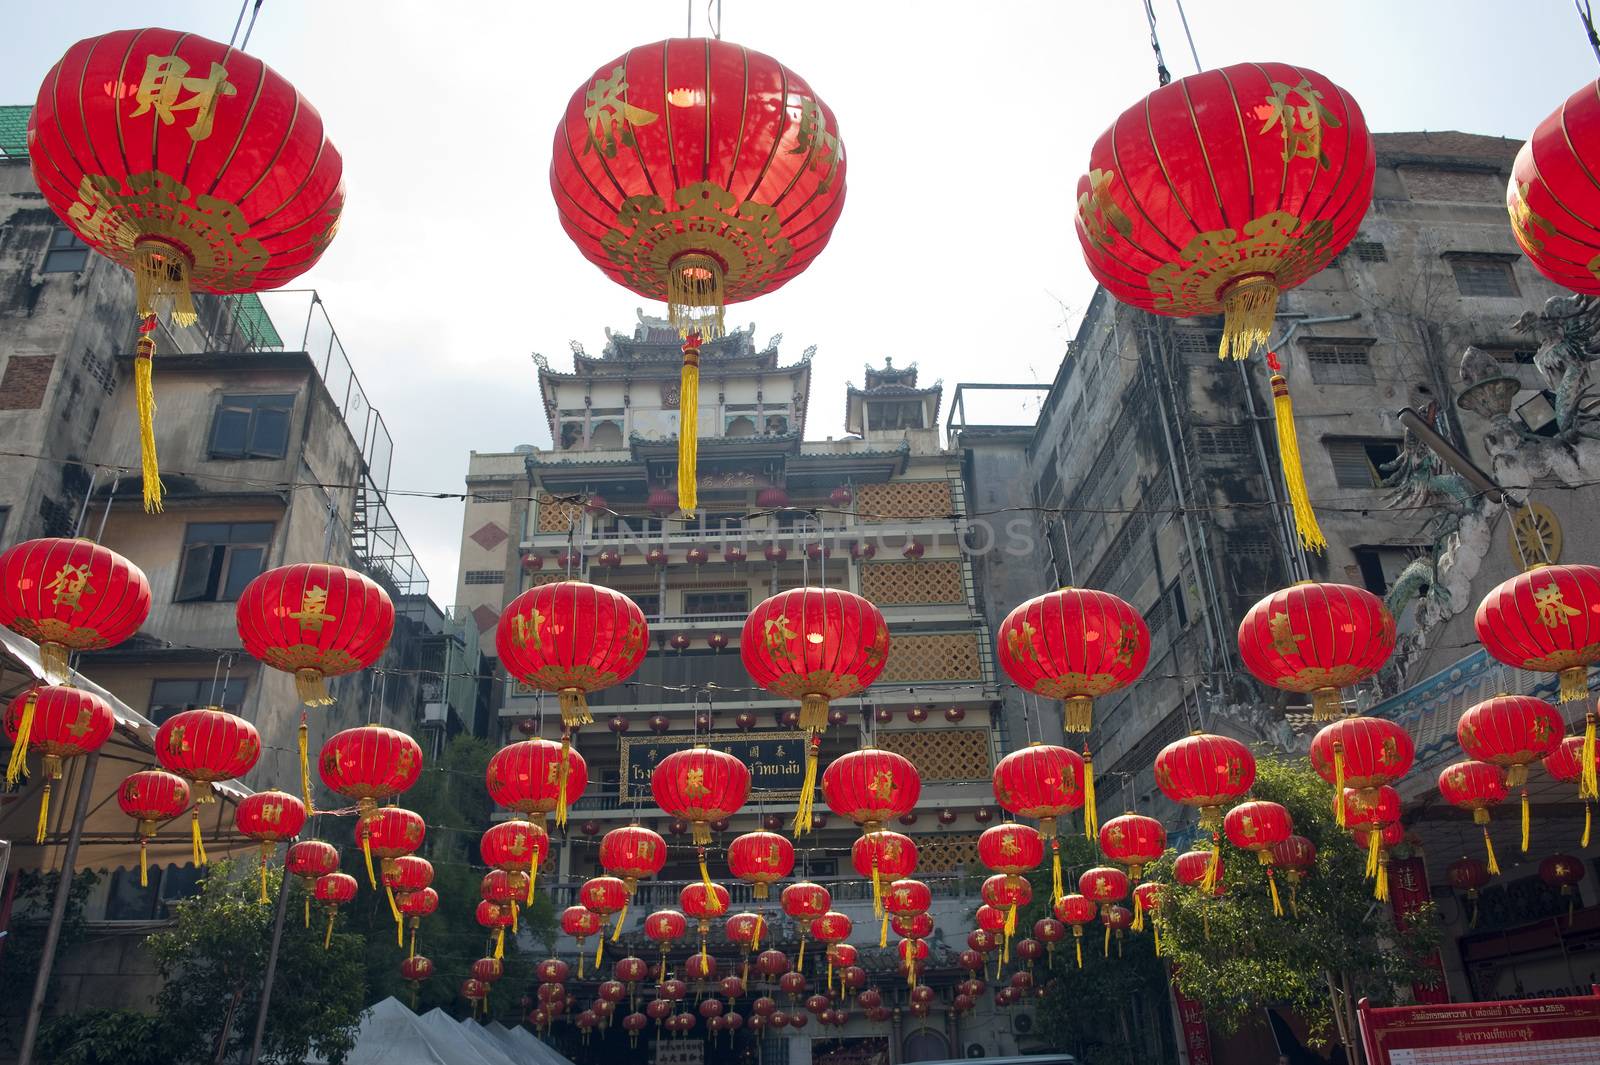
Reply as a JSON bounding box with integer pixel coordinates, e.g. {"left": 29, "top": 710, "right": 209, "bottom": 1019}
{"left": 1579, "top": 1, "right": 1600, "bottom": 66}
{"left": 1173, "top": 0, "right": 1202, "bottom": 72}
{"left": 1140, "top": 0, "right": 1172, "bottom": 86}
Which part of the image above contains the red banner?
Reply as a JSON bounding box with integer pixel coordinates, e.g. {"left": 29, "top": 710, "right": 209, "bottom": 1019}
{"left": 1171, "top": 979, "right": 1213, "bottom": 1065}
{"left": 1388, "top": 857, "right": 1450, "bottom": 1004}
{"left": 1359, "top": 990, "right": 1600, "bottom": 1065}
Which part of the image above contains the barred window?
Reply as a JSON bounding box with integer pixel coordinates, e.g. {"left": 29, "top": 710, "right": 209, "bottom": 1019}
{"left": 1351, "top": 240, "right": 1388, "bottom": 263}
{"left": 1192, "top": 426, "right": 1251, "bottom": 458}
{"left": 1325, "top": 438, "right": 1402, "bottom": 489}
{"left": 1449, "top": 257, "right": 1519, "bottom": 298}
{"left": 463, "top": 570, "right": 504, "bottom": 585}
{"left": 1305, "top": 344, "right": 1375, "bottom": 385}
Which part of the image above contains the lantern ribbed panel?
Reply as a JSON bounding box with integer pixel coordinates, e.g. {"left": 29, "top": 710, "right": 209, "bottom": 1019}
{"left": 487, "top": 739, "right": 589, "bottom": 817}
{"left": 1153, "top": 733, "right": 1255, "bottom": 818}
{"left": 977, "top": 824, "right": 1044, "bottom": 875}
{"left": 118, "top": 770, "right": 190, "bottom": 824}
{"left": 1172, "top": 850, "right": 1214, "bottom": 887}
{"left": 1475, "top": 564, "right": 1600, "bottom": 700}
{"left": 601, "top": 826, "right": 667, "bottom": 885}
{"left": 1309, "top": 716, "right": 1414, "bottom": 788}
{"left": 6, "top": 686, "right": 115, "bottom": 760}
{"left": 315, "top": 873, "right": 358, "bottom": 906}
{"left": 1271, "top": 835, "right": 1317, "bottom": 871}
{"left": 480, "top": 901, "right": 516, "bottom": 929}
{"left": 235, "top": 789, "right": 307, "bottom": 842}
{"left": 821, "top": 748, "right": 920, "bottom": 827}
{"left": 155, "top": 707, "right": 260, "bottom": 785}
{"left": 1438, "top": 761, "right": 1509, "bottom": 812}
{"left": 0, "top": 538, "right": 150, "bottom": 671}
{"left": 1510, "top": 81, "right": 1600, "bottom": 293}
{"left": 480, "top": 820, "right": 549, "bottom": 872}
{"left": 495, "top": 581, "right": 648, "bottom": 694}
{"left": 236, "top": 563, "right": 395, "bottom": 694}
{"left": 1458, "top": 695, "right": 1564, "bottom": 781}
{"left": 1238, "top": 583, "right": 1395, "bottom": 709}
{"left": 318, "top": 725, "right": 421, "bottom": 803}
{"left": 740, "top": 589, "right": 889, "bottom": 700}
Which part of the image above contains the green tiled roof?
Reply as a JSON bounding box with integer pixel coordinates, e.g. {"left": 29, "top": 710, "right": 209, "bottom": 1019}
{"left": 0, "top": 106, "right": 31, "bottom": 158}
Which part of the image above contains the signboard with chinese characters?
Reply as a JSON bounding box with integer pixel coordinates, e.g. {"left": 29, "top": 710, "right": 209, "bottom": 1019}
{"left": 654, "top": 1037, "right": 704, "bottom": 1065}
{"left": 619, "top": 732, "right": 807, "bottom": 801}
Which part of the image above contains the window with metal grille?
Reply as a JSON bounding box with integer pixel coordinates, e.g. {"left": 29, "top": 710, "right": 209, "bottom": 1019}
{"left": 472, "top": 489, "right": 513, "bottom": 502}
{"left": 463, "top": 570, "right": 503, "bottom": 585}
{"left": 175, "top": 522, "right": 274, "bottom": 602}
{"left": 1351, "top": 240, "right": 1388, "bottom": 263}
{"left": 149, "top": 678, "right": 247, "bottom": 725}
{"left": 1449, "top": 257, "right": 1519, "bottom": 297}
{"left": 683, "top": 590, "right": 749, "bottom": 615}
{"left": 42, "top": 227, "right": 88, "bottom": 273}
{"left": 1192, "top": 426, "right": 1251, "bottom": 458}
{"left": 1305, "top": 344, "right": 1375, "bottom": 385}
{"left": 208, "top": 394, "right": 294, "bottom": 459}
{"left": 1325, "top": 438, "right": 1402, "bottom": 489}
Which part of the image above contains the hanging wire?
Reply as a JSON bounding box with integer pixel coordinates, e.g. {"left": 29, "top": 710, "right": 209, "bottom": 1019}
{"left": 706, "top": 0, "right": 723, "bottom": 39}
{"left": 208, "top": 653, "right": 235, "bottom": 708}
{"left": 1172, "top": 0, "right": 1203, "bottom": 72}
{"left": 1580, "top": 0, "right": 1600, "bottom": 66}
{"left": 228, "top": 0, "right": 251, "bottom": 46}
{"left": 1140, "top": 0, "right": 1172, "bottom": 86}
{"left": 238, "top": 0, "right": 265, "bottom": 50}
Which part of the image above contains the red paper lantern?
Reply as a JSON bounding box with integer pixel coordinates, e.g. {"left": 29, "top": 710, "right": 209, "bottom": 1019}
{"left": 287, "top": 839, "right": 339, "bottom": 882}
{"left": 154, "top": 705, "right": 259, "bottom": 865}
{"left": 315, "top": 872, "right": 358, "bottom": 947}
{"left": 821, "top": 748, "right": 922, "bottom": 835}
{"left": 600, "top": 825, "right": 667, "bottom": 895}
{"left": 0, "top": 538, "right": 150, "bottom": 681}
{"left": 1509, "top": 82, "right": 1600, "bottom": 293}
{"left": 884, "top": 879, "right": 930, "bottom": 920}
{"left": 401, "top": 956, "right": 434, "bottom": 984}
{"left": 1098, "top": 814, "right": 1167, "bottom": 879}
{"left": 1052, "top": 893, "right": 1098, "bottom": 969}
{"left": 997, "top": 588, "right": 1149, "bottom": 737}
{"left": 495, "top": 581, "right": 648, "bottom": 729}
{"left": 892, "top": 913, "right": 935, "bottom": 939}
{"left": 480, "top": 820, "right": 549, "bottom": 906}
{"left": 1223, "top": 799, "right": 1294, "bottom": 914}
{"left": 1476, "top": 564, "right": 1600, "bottom": 704}
{"left": 978, "top": 823, "right": 1044, "bottom": 909}
{"left": 235, "top": 789, "right": 307, "bottom": 901}
{"left": 992, "top": 743, "right": 1086, "bottom": 892}
{"left": 319, "top": 725, "right": 421, "bottom": 821}
{"left": 1341, "top": 784, "right": 1400, "bottom": 831}
{"left": 652, "top": 746, "right": 750, "bottom": 844}
{"left": 6, "top": 685, "right": 116, "bottom": 842}
{"left": 1154, "top": 733, "right": 1255, "bottom": 827}
{"left": 811, "top": 912, "right": 852, "bottom": 947}
{"left": 648, "top": 488, "right": 679, "bottom": 515}
{"left": 1439, "top": 760, "right": 1510, "bottom": 874}
{"left": 728, "top": 831, "right": 795, "bottom": 899}
{"left": 487, "top": 737, "right": 589, "bottom": 830}
{"left": 27, "top": 31, "right": 343, "bottom": 508}
{"left": 1544, "top": 734, "right": 1600, "bottom": 829}
{"left": 1309, "top": 716, "right": 1414, "bottom": 827}
{"left": 1173, "top": 849, "right": 1217, "bottom": 889}
{"left": 1449, "top": 856, "right": 1492, "bottom": 928}
{"left": 384, "top": 855, "right": 433, "bottom": 896}
{"left": 1539, "top": 853, "right": 1586, "bottom": 901}
{"left": 1459, "top": 694, "right": 1565, "bottom": 852}
{"left": 551, "top": 38, "right": 845, "bottom": 509}
{"left": 850, "top": 830, "right": 918, "bottom": 919}
{"left": 236, "top": 563, "right": 394, "bottom": 706}
{"left": 354, "top": 806, "right": 425, "bottom": 885}
{"left": 1238, "top": 583, "right": 1396, "bottom": 721}
{"left": 1272, "top": 835, "right": 1317, "bottom": 885}
{"left": 1131, "top": 882, "right": 1164, "bottom": 938}
{"left": 1078, "top": 866, "right": 1129, "bottom": 919}
{"left": 117, "top": 768, "right": 189, "bottom": 886}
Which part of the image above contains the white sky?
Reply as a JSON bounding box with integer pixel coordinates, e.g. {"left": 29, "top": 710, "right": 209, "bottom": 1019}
{"left": 2, "top": 1, "right": 1596, "bottom": 599}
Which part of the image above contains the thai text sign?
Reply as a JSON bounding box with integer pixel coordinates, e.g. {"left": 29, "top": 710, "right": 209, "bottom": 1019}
{"left": 619, "top": 731, "right": 807, "bottom": 801}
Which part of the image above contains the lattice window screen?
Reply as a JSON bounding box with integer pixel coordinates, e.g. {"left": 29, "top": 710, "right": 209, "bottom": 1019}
{"left": 856, "top": 481, "right": 953, "bottom": 521}
{"left": 861, "top": 561, "right": 964, "bottom": 604}
{"left": 877, "top": 728, "right": 992, "bottom": 780}
{"left": 879, "top": 634, "right": 983, "bottom": 682}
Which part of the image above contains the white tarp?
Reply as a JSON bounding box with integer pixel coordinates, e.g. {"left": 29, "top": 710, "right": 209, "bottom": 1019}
{"left": 417, "top": 1009, "right": 503, "bottom": 1065}
{"left": 505, "top": 1024, "right": 577, "bottom": 1065}
{"left": 316, "top": 998, "right": 450, "bottom": 1065}
{"left": 455, "top": 1016, "right": 522, "bottom": 1065}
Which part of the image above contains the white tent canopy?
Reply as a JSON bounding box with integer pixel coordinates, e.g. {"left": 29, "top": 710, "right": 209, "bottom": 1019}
{"left": 314, "top": 998, "right": 449, "bottom": 1065}
{"left": 320, "top": 1001, "right": 579, "bottom": 1065}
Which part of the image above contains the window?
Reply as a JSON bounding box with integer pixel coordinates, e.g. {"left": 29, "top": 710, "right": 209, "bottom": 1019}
{"left": 463, "top": 570, "right": 503, "bottom": 585}
{"left": 208, "top": 394, "right": 294, "bottom": 459}
{"left": 630, "top": 594, "right": 661, "bottom": 617}
{"left": 1325, "top": 438, "right": 1402, "bottom": 489}
{"left": 149, "top": 677, "right": 247, "bottom": 724}
{"left": 1351, "top": 240, "right": 1388, "bottom": 263}
{"left": 175, "top": 522, "right": 273, "bottom": 602}
{"left": 473, "top": 489, "right": 513, "bottom": 503}
{"left": 42, "top": 227, "right": 89, "bottom": 273}
{"left": 1449, "top": 257, "right": 1519, "bottom": 298}
{"left": 1192, "top": 426, "right": 1251, "bottom": 458}
{"left": 1305, "top": 344, "right": 1375, "bottom": 385}
{"left": 683, "top": 590, "right": 749, "bottom": 616}
{"left": 1352, "top": 545, "right": 1417, "bottom": 596}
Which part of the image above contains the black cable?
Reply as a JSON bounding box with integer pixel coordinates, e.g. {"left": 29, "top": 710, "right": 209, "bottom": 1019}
{"left": 1581, "top": 0, "right": 1600, "bottom": 66}
{"left": 240, "top": 0, "right": 265, "bottom": 51}
{"left": 1141, "top": 0, "right": 1171, "bottom": 87}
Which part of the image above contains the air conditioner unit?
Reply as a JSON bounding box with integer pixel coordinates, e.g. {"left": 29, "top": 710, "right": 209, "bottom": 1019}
{"left": 1011, "top": 1012, "right": 1034, "bottom": 1035}
{"left": 422, "top": 702, "right": 448, "bottom": 725}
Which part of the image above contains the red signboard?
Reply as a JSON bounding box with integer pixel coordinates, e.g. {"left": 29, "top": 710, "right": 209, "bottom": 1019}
{"left": 1171, "top": 980, "right": 1213, "bottom": 1065}
{"left": 1359, "top": 989, "right": 1600, "bottom": 1064}
{"left": 1387, "top": 857, "right": 1450, "bottom": 1005}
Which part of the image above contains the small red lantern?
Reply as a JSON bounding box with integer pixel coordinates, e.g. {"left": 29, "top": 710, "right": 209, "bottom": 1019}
{"left": 978, "top": 824, "right": 1044, "bottom": 912}
{"left": 1459, "top": 694, "right": 1565, "bottom": 853}
{"left": 723, "top": 546, "right": 747, "bottom": 564}
{"left": 6, "top": 685, "right": 116, "bottom": 843}
{"left": 1449, "top": 857, "right": 1491, "bottom": 925}
{"left": 781, "top": 881, "right": 832, "bottom": 968}
{"left": 648, "top": 488, "right": 679, "bottom": 515}
{"left": 385, "top": 855, "right": 433, "bottom": 897}
{"left": 851, "top": 830, "right": 918, "bottom": 919}
{"left": 1174, "top": 848, "right": 1219, "bottom": 890}
{"left": 644, "top": 908, "right": 687, "bottom": 980}
{"left": 1131, "top": 882, "right": 1164, "bottom": 942}
{"left": 763, "top": 544, "right": 789, "bottom": 564}
{"left": 155, "top": 706, "right": 259, "bottom": 865}
{"left": 521, "top": 553, "right": 544, "bottom": 573}
{"left": 496, "top": 581, "right": 648, "bottom": 730}
{"left": 993, "top": 743, "right": 1086, "bottom": 892}
{"left": 400, "top": 955, "right": 434, "bottom": 985}
{"left": 670, "top": 633, "right": 692, "bottom": 652}
{"left": 597, "top": 548, "right": 622, "bottom": 569}
{"left": 1223, "top": 799, "right": 1294, "bottom": 915}
{"left": 1439, "top": 760, "right": 1510, "bottom": 874}
{"left": 1309, "top": 715, "right": 1414, "bottom": 827}
{"left": 354, "top": 806, "right": 425, "bottom": 894}
{"left": 1511, "top": 83, "right": 1600, "bottom": 294}
{"left": 997, "top": 588, "right": 1149, "bottom": 740}
{"left": 472, "top": 957, "right": 504, "bottom": 984}
{"left": 0, "top": 538, "right": 150, "bottom": 682}
{"left": 851, "top": 542, "right": 876, "bottom": 561}
{"left": 1539, "top": 853, "right": 1586, "bottom": 921}
{"left": 727, "top": 831, "right": 795, "bottom": 899}
{"left": 1052, "top": 893, "right": 1098, "bottom": 968}
{"left": 235, "top": 790, "right": 307, "bottom": 903}
{"left": 480, "top": 819, "right": 549, "bottom": 907}
{"left": 708, "top": 632, "right": 730, "bottom": 652}
{"left": 117, "top": 769, "right": 190, "bottom": 886}
{"left": 742, "top": 588, "right": 889, "bottom": 833}
{"left": 600, "top": 825, "right": 667, "bottom": 897}
{"left": 287, "top": 839, "right": 340, "bottom": 886}
{"left": 682, "top": 880, "right": 733, "bottom": 967}
{"left": 1477, "top": 564, "right": 1600, "bottom": 707}
{"left": 892, "top": 913, "right": 935, "bottom": 939}
{"left": 1098, "top": 813, "right": 1166, "bottom": 879}
{"left": 581, "top": 875, "right": 630, "bottom": 965}
{"left": 1238, "top": 582, "right": 1396, "bottom": 720}
{"left": 1078, "top": 866, "right": 1130, "bottom": 925}
{"left": 236, "top": 563, "right": 395, "bottom": 706}
{"left": 397, "top": 887, "right": 438, "bottom": 953}
{"left": 314, "top": 872, "right": 358, "bottom": 949}
{"left": 559, "top": 904, "right": 601, "bottom": 973}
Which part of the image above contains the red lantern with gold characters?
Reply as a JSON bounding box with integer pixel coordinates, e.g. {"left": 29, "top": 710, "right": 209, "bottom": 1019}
{"left": 645, "top": 909, "right": 688, "bottom": 981}
{"left": 728, "top": 830, "right": 795, "bottom": 900}
{"left": 978, "top": 824, "right": 1044, "bottom": 919}
{"left": 495, "top": 581, "right": 648, "bottom": 731}
{"left": 997, "top": 588, "right": 1149, "bottom": 742}
{"left": 235, "top": 789, "right": 307, "bottom": 903}
{"left": 315, "top": 872, "right": 358, "bottom": 949}
{"left": 1539, "top": 853, "right": 1586, "bottom": 921}
{"left": 354, "top": 806, "right": 425, "bottom": 892}
{"left": 1439, "top": 760, "right": 1510, "bottom": 875}
{"left": 822, "top": 747, "right": 921, "bottom": 838}
{"left": 782, "top": 881, "right": 833, "bottom": 966}
{"left": 851, "top": 831, "right": 918, "bottom": 916}
{"left": 1272, "top": 835, "right": 1317, "bottom": 917}
{"left": 320, "top": 724, "right": 420, "bottom": 874}
{"left": 601, "top": 826, "right": 667, "bottom": 899}
{"left": 480, "top": 819, "right": 549, "bottom": 904}
{"left": 1157, "top": 732, "right": 1254, "bottom": 893}
{"left": 236, "top": 563, "right": 395, "bottom": 707}
{"left": 1239, "top": 583, "right": 1396, "bottom": 721}
{"left": 117, "top": 769, "right": 190, "bottom": 886}
{"left": 1309, "top": 715, "right": 1414, "bottom": 827}
{"left": 1458, "top": 694, "right": 1564, "bottom": 853}
{"left": 487, "top": 737, "right": 589, "bottom": 830}
{"left": 1222, "top": 799, "right": 1294, "bottom": 916}
{"left": 155, "top": 706, "right": 259, "bottom": 865}
{"left": 550, "top": 37, "right": 846, "bottom": 510}
{"left": 1098, "top": 813, "right": 1166, "bottom": 880}
{"left": 653, "top": 745, "right": 748, "bottom": 899}
{"left": 741, "top": 588, "right": 889, "bottom": 832}
{"left": 1052, "top": 894, "right": 1098, "bottom": 969}
{"left": 0, "top": 538, "right": 149, "bottom": 682}
{"left": 6, "top": 685, "right": 115, "bottom": 843}
{"left": 1545, "top": 734, "right": 1600, "bottom": 845}
{"left": 581, "top": 875, "right": 630, "bottom": 967}
{"left": 1131, "top": 882, "right": 1163, "bottom": 944}
{"left": 1509, "top": 81, "right": 1600, "bottom": 294}
{"left": 27, "top": 29, "right": 343, "bottom": 509}
{"left": 992, "top": 743, "right": 1086, "bottom": 895}
{"left": 1449, "top": 856, "right": 1491, "bottom": 926}
{"left": 1078, "top": 866, "right": 1130, "bottom": 921}
{"left": 1476, "top": 564, "right": 1600, "bottom": 705}
{"left": 681, "top": 880, "right": 732, "bottom": 972}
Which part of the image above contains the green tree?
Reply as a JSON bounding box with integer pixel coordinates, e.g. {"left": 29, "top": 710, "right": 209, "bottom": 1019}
{"left": 0, "top": 869, "right": 99, "bottom": 1049}
{"left": 35, "top": 1008, "right": 189, "bottom": 1065}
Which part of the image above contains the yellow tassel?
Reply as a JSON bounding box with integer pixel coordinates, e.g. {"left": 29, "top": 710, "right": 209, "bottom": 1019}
{"left": 1269, "top": 871, "right": 1284, "bottom": 917}
{"left": 304, "top": 897, "right": 310, "bottom": 929}
{"left": 797, "top": 935, "right": 806, "bottom": 972}
{"left": 792, "top": 738, "right": 819, "bottom": 838}
{"left": 498, "top": 927, "right": 507, "bottom": 961}
{"left": 1522, "top": 790, "right": 1531, "bottom": 853}
{"left": 324, "top": 911, "right": 334, "bottom": 950}
{"left": 1365, "top": 828, "right": 1382, "bottom": 880}
{"left": 1333, "top": 745, "right": 1347, "bottom": 826}
{"left": 191, "top": 808, "right": 207, "bottom": 866}
{"left": 1202, "top": 837, "right": 1221, "bottom": 894}
{"left": 133, "top": 333, "right": 164, "bottom": 512}
{"left": 1583, "top": 715, "right": 1598, "bottom": 801}
{"left": 1560, "top": 666, "right": 1589, "bottom": 704}
{"left": 1483, "top": 827, "right": 1500, "bottom": 877}
{"left": 1082, "top": 750, "right": 1098, "bottom": 841}
{"left": 1103, "top": 923, "right": 1111, "bottom": 958}
{"left": 1051, "top": 843, "right": 1065, "bottom": 905}
{"left": 35, "top": 782, "right": 51, "bottom": 844}
{"left": 1310, "top": 688, "right": 1341, "bottom": 721}
{"left": 1270, "top": 374, "right": 1327, "bottom": 552}
{"left": 557, "top": 690, "right": 592, "bottom": 730}
{"left": 872, "top": 859, "right": 882, "bottom": 917}
{"left": 6, "top": 691, "right": 35, "bottom": 784}
{"left": 1584, "top": 804, "right": 1592, "bottom": 849}
{"left": 512, "top": 901, "right": 519, "bottom": 934}
{"left": 1075, "top": 936, "right": 1083, "bottom": 969}
{"left": 362, "top": 833, "right": 377, "bottom": 888}
{"left": 1152, "top": 918, "right": 1162, "bottom": 956}
{"left": 36, "top": 643, "right": 69, "bottom": 686}
{"left": 1064, "top": 696, "right": 1093, "bottom": 733}
{"left": 595, "top": 934, "right": 604, "bottom": 971}
{"left": 386, "top": 882, "right": 402, "bottom": 927}
{"left": 1375, "top": 861, "right": 1389, "bottom": 903}
{"left": 827, "top": 959, "right": 834, "bottom": 993}
{"left": 140, "top": 839, "right": 149, "bottom": 888}
{"left": 298, "top": 713, "right": 314, "bottom": 814}
{"left": 880, "top": 911, "right": 889, "bottom": 948}
{"left": 528, "top": 850, "right": 539, "bottom": 905}
{"left": 1132, "top": 897, "right": 1145, "bottom": 932}
{"left": 612, "top": 901, "right": 628, "bottom": 942}
{"left": 698, "top": 854, "right": 720, "bottom": 912}
{"left": 1218, "top": 276, "right": 1279, "bottom": 361}
{"left": 678, "top": 341, "right": 701, "bottom": 513}
{"left": 578, "top": 948, "right": 585, "bottom": 979}
{"left": 1005, "top": 904, "right": 1017, "bottom": 937}
{"left": 798, "top": 693, "right": 830, "bottom": 734}
{"left": 753, "top": 916, "right": 762, "bottom": 952}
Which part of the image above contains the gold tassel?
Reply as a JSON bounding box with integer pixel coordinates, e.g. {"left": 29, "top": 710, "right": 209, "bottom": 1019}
{"left": 1560, "top": 666, "right": 1589, "bottom": 704}
{"left": 304, "top": 897, "right": 310, "bottom": 929}
{"left": 578, "top": 947, "right": 585, "bottom": 979}
{"left": 35, "top": 782, "right": 51, "bottom": 844}
{"left": 612, "top": 902, "right": 628, "bottom": 942}
{"left": 792, "top": 737, "right": 820, "bottom": 838}
{"left": 528, "top": 850, "right": 539, "bottom": 905}
{"left": 1075, "top": 935, "right": 1083, "bottom": 969}
{"left": 1268, "top": 870, "right": 1284, "bottom": 917}
{"left": 1583, "top": 714, "right": 1598, "bottom": 801}
{"left": 386, "top": 884, "right": 402, "bottom": 943}
{"left": 410, "top": 927, "right": 416, "bottom": 959}
{"left": 497, "top": 927, "right": 507, "bottom": 960}
{"left": 753, "top": 916, "right": 762, "bottom": 952}
{"left": 1522, "top": 790, "right": 1531, "bottom": 853}
{"left": 1152, "top": 917, "right": 1162, "bottom": 956}
{"left": 879, "top": 911, "right": 889, "bottom": 948}
{"left": 1051, "top": 841, "right": 1065, "bottom": 905}
{"left": 659, "top": 953, "right": 667, "bottom": 984}
{"left": 556, "top": 733, "right": 573, "bottom": 828}
{"left": 6, "top": 690, "right": 35, "bottom": 784}
{"left": 1310, "top": 688, "right": 1341, "bottom": 721}
{"left": 697, "top": 851, "right": 720, "bottom": 911}
{"left": 191, "top": 808, "right": 207, "bottom": 866}
{"left": 1005, "top": 904, "right": 1017, "bottom": 937}
{"left": 1483, "top": 827, "right": 1500, "bottom": 877}
{"left": 132, "top": 244, "right": 198, "bottom": 326}
{"left": 1375, "top": 861, "right": 1389, "bottom": 903}
{"left": 1218, "top": 276, "right": 1278, "bottom": 361}
{"left": 298, "top": 713, "right": 314, "bottom": 815}
{"left": 678, "top": 337, "right": 702, "bottom": 513}
{"left": 595, "top": 935, "right": 604, "bottom": 970}
{"left": 324, "top": 910, "right": 335, "bottom": 950}
{"left": 1082, "top": 750, "right": 1098, "bottom": 841}
{"left": 1365, "top": 828, "right": 1382, "bottom": 880}
{"left": 1103, "top": 923, "right": 1110, "bottom": 958}
{"left": 871, "top": 859, "right": 882, "bottom": 917}
{"left": 557, "top": 689, "right": 592, "bottom": 729}
{"left": 362, "top": 831, "right": 376, "bottom": 888}
{"left": 294, "top": 669, "right": 331, "bottom": 706}
{"left": 1202, "top": 837, "right": 1221, "bottom": 894}
{"left": 37, "top": 643, "right": 70, "bottom": 686}
{"left": 1584, "top": 804, "right": 1592, "bottom": 849}
{"left": 799, "top": 693, "right": 829, "bottom": 734}
{"left": 797, "top": 935, "right": 806, "bottom": 973}
{"left": 1270, "top": 374, "right": 1327, "bottom": 552}
{"left": 140, "top": 839, "right": 149, "bottom": 888}
{"left": 1064, "top": 696, "right": 1093, "bottom": 733}
{"left": 259, "top": 844, "right": 270, "bottom": 904}
{"left": 1133, "top": 896, "right": 1145, "bottom": 932}
{"left": 1333, "top": 744, "right": 1347, "bottom": 826}
{"left": 133, "top": 331, "right": 164, "bottom": 512}
{"left": 512, "top": 901, "right": 519, "bottom": 934}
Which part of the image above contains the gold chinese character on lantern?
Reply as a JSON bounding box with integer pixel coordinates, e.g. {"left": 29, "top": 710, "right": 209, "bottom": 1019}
{"left": 764, "top": 616, "right": 799, "bottom": 661}
{"left": 582, "top": 65, "right": 658, "bottom": 158}
{"left": 1078, "top": 168, "right": 1133, "bottom": 249}
{"left": 1268, "top": 612, "right": 1304, "bottom": 656}
{"left": 1113, "top": 621, "right": 1141, "bottom": 666}
{"left": 869, "top": 770, "right": 895, "bottom": 801}
{"left": 683, "top": 768, "right": 711, "bottom": 798}
{"left": 1260, "top": 78, "right": 1340, "bottom": 167}
{"left": 788, "top": 97, "right": 841, "bottom": 181}
{"left": 44, "top": 563, "right": 94, "bottom": 609}
{"left": 130, "top": 54, "right": 237, "bottom": 142}
{"left": 1535, "top": 582, "right": 1582, "bottom": 628}
{"left": 512, "top": 609, "right": 545, "bottom": 650}
{"left": 1007, "top": 621, "right": 1038, "bottom": 663}
{"left": 288, "top": 586, "right": 337, "bottom": 632}
{"left": 1000, "top": 834, "right": 1020, "bottom": 857}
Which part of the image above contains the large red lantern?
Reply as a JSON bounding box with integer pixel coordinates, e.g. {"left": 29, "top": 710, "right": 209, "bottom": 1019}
{"left": 1439, "top": 761, "right": 1510, "bottom": 875}
{"left": 741, "top": 588, "right": 889, "bottom": 831}
{"left": 1098, "top": 813, "right": 1167, "bottom": 880}
{"left": 1458, "top": 694, "right": 1564, "bottom": 853}
{"left": 487, "top": 737, "right": 589, "bottom": 830}
{"left": 1222, "top": 800, "right": 1294, "bottom": 916}
{"left": 550, "top": 37, "right": 846, "bottom": 510}
{"left": 1239, "top": 583, "right": 1396, "bottom": 721}
{"left": 601, "top": 825, "right": 667, "bottom": 898}
{"left": 155, "top": 706, "right": 259, "bottom": 864}
{"left": 117, "top": 769, "right": 190, "bottom": 886}
{"left": 320, "top": 724, "right": 419, "bottom": 875}
{"left": 1156, "top": 732, "right": 1254, "bottom": 891}
{"left": 992, "top": 743, "right": 1085, "bottom": 895}
{"left": 495, "top": 580, "right": 648, "bottom": 731}
{"left": 235, "top": 563, "right": 394, "bottom": 710}
{"left": 653, "top": 745, "right": 748, "bottom": 898}
{"left": 821, "top": 748, "right": 921, "bottom": 839}
{"left": 28, "top": 30, "right": 343, "bottom": 509}
{"left": 728, "top": 831, "right": 795, "bottom": 900}
{"left": 0, "top": 538, "right": 150, "bottom": 681}
{"left": 1509, "top": 81, "right": 1600, "bottom": 293}
{"left": 235, "top": 790, "right": 307, "bottom": 903}
{"left": 1309, "top": 716, "right": 1414, "bottom": 827}
{"left": 997, "top": 588, "right": 1149, "bottom": 743}
{"left": 6, "top": 685, "right": 115, "bottom": 843}
{"left": 1476, "top": 564, "right": 1600, "bottom": 706}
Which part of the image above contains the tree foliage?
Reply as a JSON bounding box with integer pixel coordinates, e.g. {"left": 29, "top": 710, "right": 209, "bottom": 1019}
{"left": 0, "top": 869, "right": 99, "bottom": 1048}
